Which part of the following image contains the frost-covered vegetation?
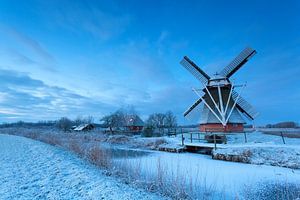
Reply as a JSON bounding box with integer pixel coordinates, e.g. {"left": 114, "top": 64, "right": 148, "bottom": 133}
{"left": 0, "top": 127, "right": 192, "bottom": 199}
{"left": 213, "top": 145, "right": 300, "bottom": 169}
{"left": 0, "top": 134, "right": 165, "bottom": 200}
{"left": 1, "top": 126, "right": 300, "bottom": 199}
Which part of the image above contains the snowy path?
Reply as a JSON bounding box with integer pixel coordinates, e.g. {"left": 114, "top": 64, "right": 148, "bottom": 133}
{"left": 0, "top": 134, "right": 163, "bottom": 200}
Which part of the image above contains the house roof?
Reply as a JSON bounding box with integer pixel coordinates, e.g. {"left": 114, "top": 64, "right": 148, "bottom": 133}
{"left": 73, "top": 124, "right": 94, "bottom": 131}
{"left": 124, "top": 115, "right": 145, "bottom": 127}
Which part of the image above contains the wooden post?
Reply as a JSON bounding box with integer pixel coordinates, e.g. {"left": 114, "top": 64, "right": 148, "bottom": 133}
{"left": 198, "top": 132, "right": 200, "bottom": 141}
{"left": 281, "top": 132, "right": 286, "bottom": 144}
{"left": 213, "top": 134, "right": 217, "bottom": 150}
{"left": 224, "top": 133, "right": 227, "bottom": 144}
{"left": 244, "top": 132, "right": 247, "bottom": 143}
{"left": 190, "top": 132, "right": 193, "bottom": 143}
{"left": 181, "top": 132, "right": 184, "bottom": 146}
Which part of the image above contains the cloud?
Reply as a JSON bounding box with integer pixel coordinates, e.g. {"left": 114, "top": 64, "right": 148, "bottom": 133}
{"left": 7, "top": 49, "right": 36, "bottom": 65}
{"left": 0, "top": 25, "right": 57, "bottom": 72}
{"left": 39, "top": 1, "right": 131, "bottom": 41}
{"left": 0, "top": 69, "right": 113, "bottom": 122}
{"left": 2, "top": 26, "right": 55, "bottom": 63}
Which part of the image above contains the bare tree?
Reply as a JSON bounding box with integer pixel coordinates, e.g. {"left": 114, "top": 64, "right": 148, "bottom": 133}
{"left": 56, "top": 117, "right": 73, "bottom": 132}
{"left": 74, "top": 115, "right": 94, "bottom": 126}
{"left": 100, "top": 109, "right": 125, "bottom": 133}
{"left": 85, "top": 115, "right": 94, "bottom": 124}
{"left": 146, "top": 111, "right": 177, "bottom": 135}
{"left": 146, "top": 113, "right": 166, "bottom": 135}
{"left": 124, "top": 105, "right": 137, "bottom": 116}
{"left": 164, "top": 111, "right": 177, "bottom": 128}
{"left": 74, "top": 116, "right": 83, "bottom": 126}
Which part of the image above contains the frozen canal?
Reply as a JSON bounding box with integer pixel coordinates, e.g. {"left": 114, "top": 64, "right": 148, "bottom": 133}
{"left": 110, "top": 131, "right": 300, "bottom": 199}
{"left": 111, "top": 146, "right": 300, "bottom": 199}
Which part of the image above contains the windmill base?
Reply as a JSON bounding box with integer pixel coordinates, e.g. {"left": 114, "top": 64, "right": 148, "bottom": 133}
{"left": 200, "top": 123, "right": 244, "bottom": 133}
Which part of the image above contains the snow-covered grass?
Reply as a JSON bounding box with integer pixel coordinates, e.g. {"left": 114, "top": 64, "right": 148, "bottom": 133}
{"left": 0, "top": 134, "right": 165, "bottom": 200}
{"left": 162, "top": 131, "right": 300, "bottom": 169}
{"left": 0, "top": 127, "right": 195, "bottom": 199}
{"left": 2, "top": 127, "right": 300, "bottom": 199}
{"left": 213, "top": 144, "right": 300, "bottom": 169}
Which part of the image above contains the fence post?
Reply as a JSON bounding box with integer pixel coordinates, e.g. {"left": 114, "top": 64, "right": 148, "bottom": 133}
{"left": 181, "top": 132, "right": 184, "bottom": 146}
{"left": 244, "top": 132, "right": 247, "bottom": 143}
{"left": 281, "top": 132, "right": 286, "bottom": 144}
{"left": 213, "top": 134, "right": 217, "bottom": 150}
{"left": 190, "top": 132, "right": 193, "bottom": 143}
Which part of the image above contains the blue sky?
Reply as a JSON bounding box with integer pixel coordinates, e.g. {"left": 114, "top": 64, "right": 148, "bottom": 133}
{"left": 0, "top": 0, "right": 299, "bottom": 125}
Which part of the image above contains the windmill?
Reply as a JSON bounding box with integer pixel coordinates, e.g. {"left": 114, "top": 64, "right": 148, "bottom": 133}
{"left": 180, "top": 47, "right": 258, "bottom": 132}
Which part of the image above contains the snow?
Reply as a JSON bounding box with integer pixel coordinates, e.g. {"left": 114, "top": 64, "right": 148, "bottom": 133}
{"left": 213, "top": 145, "right": 300, "bottom": 169}
{"left": 113, "top": 148, "right": 300, "bottom": 199}
{"left": 157, "top": 131, "right": 300, "bottom": 168}
{"left": 1, "top": 129, "right": 300, "bottom": 199}
{"left": 108, "top": 131, "right": 300, "bottom": 198}
{"left": 0, "top": 134, "right": 165, "bottom": 200}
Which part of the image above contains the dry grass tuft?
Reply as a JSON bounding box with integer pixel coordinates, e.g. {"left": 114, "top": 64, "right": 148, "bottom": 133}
{"left": 86, "top": 145, "right": 112, "bottom": 168}
{"left": 68, "top": 139, "right": 84, "bottom": 155}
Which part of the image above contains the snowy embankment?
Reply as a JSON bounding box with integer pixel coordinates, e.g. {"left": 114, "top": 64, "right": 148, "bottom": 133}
{"left": 0, "top": 134, "right": 165, "bottom": 200}
{"left": 212, "top": 144, "right": 300, "bottom": 169}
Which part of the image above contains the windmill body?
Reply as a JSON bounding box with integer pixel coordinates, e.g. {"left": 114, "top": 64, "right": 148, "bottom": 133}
{"left": 180, "top": 47, "right": 258, "bottom": 132}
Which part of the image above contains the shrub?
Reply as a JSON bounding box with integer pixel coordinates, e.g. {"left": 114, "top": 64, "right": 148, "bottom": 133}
{"left": 142, "top": 126, "right": 154, "bottom": 137}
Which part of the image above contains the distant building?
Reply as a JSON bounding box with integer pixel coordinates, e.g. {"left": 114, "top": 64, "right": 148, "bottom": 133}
{"left": 123, "top": 115, "right": 145, "bottom": 132}
{"left": 73, "top": 124, "right": 95, "bottom": 132}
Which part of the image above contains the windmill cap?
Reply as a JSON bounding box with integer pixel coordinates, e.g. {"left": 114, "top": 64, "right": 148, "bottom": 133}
{"left": 208, "top": 74, "right": 230, "bottom": 87}
{"left": 210, "top": 73, "right": 227, "bottom": 80}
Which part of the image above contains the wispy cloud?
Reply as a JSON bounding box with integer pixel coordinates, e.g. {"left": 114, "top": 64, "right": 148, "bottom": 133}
{"left": 0, "top": 69, "right": 113, "bottom": 122}
{"left": 38, "top": 1, "right": 131, "bottom": 41}
{"left": 0, "top": 24, "right": 57, "bottom": 72}
{"left": 7, "top": 49, "right": 36, "bottom": 65}
{"left": 2, "top": 26, "right": 55, "bottom": 63}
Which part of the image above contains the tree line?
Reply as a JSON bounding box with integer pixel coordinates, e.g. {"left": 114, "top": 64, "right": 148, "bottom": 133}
{"left": 100, "top": 108, "right": 177, "bottom": 133}
{"left": 265, "top": 121, "right": 299, "bottom": 128}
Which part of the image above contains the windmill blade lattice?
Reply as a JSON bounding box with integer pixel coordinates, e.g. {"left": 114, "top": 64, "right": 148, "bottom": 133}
{"left": 220, "top": 47, "right": 256, "bottom": 78}
{"left": 180, "top": 56, "right": 210, "bottom": 84}
{"left": 184, "top": 98, "right": 203, "bottom": 117}
{"left": 232, "top": 90, "right": 259, "bottom": 120}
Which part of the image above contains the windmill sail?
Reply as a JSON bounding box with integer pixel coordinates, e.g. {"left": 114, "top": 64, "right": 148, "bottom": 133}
{"left": 220, "top": 47, "right": 256, "bottom": 78}
{"left": 180, "top": 56, "right": 210, "bottom": 84}
{"left": 232, "top": 90, "right": 258, "bottom": 120}
{"left": 184, "top": 98, "right": 202, "bottom": 117}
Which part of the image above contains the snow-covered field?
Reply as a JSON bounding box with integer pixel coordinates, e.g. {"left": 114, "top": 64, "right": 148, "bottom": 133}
{"left": 0, "top": 134, "right": 165, "bottom": 200}
{"left": 1, "top": 128, "right": 300, "bottom": 199}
